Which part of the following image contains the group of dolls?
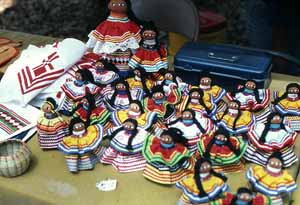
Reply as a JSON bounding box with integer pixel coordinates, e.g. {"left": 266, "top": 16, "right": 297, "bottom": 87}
{"left": 35, "top": 0, "right": 300, "bottom": 204}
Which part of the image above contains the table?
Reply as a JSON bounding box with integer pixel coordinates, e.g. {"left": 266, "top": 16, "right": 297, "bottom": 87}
{"left": 0, "top": 30, "right": 300, "bottom": 205}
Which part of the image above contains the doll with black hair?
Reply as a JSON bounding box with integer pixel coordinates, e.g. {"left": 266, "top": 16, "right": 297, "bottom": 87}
{"left": 212, "top": 187, "right": 271, "bottom": 205}
{"left": 100, "top": 119, "right": 151, "bottom": 173}
{"left": 226, "top": 80, "right": 271, "bottom": 122}
{"left": 89, "top": 59, "right": 119, "bottom": 86}
{"left": 273, "top": 83, "right": 300, "bottom": 130}
{"left": 176, "top": 158, "right": 228, "bottom": 205}
{"left": 168, "top": 109, "right": 215, "bottom": 153}
{"left": 104, "top": 79, "right": 133, "bottom": 111}
{"left": 86, "top": 0, "right": 141, "bottom": 78}
{"left": 143, "top": 85, "right": 181, "bottom": 120}
{"left": 125, "top": 66, "right": 153, "bottom": 100}
{"left": 37, "top": 97, "right": 69, "bottom": 150}
{"left": 60, "top": 69, "right": 101, "bottom": 116}
{"left": 58, "top": 117, "right": 105, "bottom": 172}
{"left": 197, "top": 128, "right": 247, "bottom": 173}
{"left": 72, "top": 92, "right": 111, "bottom": 126}
{"left": 128, "top": 21, "right": 168, "bottom": 73}
{"left": 161, "top": 71, "right": 188, "bottom": 94}
{"left": 216, "top": 100, "right": 256, "bottom": 135}
{"left": 176, "top": 87, "right": 217, "bottom": 119}
{"left": 246, "top": 151, "right": 297, "bottom": 205}
{"left": 244, "top": 112, "right": 298, "bottom": 168}
{"left": 142, "top": 128, "right": 194, "bottom": 184}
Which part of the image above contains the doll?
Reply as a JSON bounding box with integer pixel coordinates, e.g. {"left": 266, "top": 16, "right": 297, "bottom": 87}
{"left": 168, "top": 109, "right": 215, "bottom": 153}
{"left": 244, "top": 112, "right": 298, "bottom": 167}
{"left": 246, "top": 151, "right": 297, "bottom": 205}
{"left": 86, "top": 0, "right": 141, "bottom": 78}
{"left": 60, "top": 69, "right": 100, "bottom": 115}
{"left": 104, "top": 79, "right": 133, "bottom": 111}
{"left": 143, "top": 85, "right": 181, "bottom": 119}
{"left": 90, "top": 59, "right": 119, "bottom": 86}
{"left": 226, "top": 80, "right": 271, "bottom": 122}
{"left": 176, "top": 87, "right": 217, "bottom": 118}
{"left": 37, "top": 97, "right": 69, "bottom": 150}
{"left": 142, "top": 128, "right": 194, "bottom": 184}
{"left": 161, "top": 71, "right": 188, "bottom": 94}
{"left": 72, "top": 92, "right": 111, "bottom": 126}
{"left": 100, "top": 119, "right": 151, "bottom": 173}
{"left": 217, "top": 100, "right": 256, "bottom": 135}
{"left": 212, "top": 187, "right": 271, "bottom": 205}
{"left": 58, "top": 118, "right": 104, "bottom": 172}
{"left": 128, "top": 21, "right": 168, "bottom": 73}
{"left": 125, "top": 66, "right": 152, "bottom": 100}
{"left": 197, "top": 128, "right": 246, "bottom": 173}
{"left": 273, "top": 83, "right": 300, "bottom": 130}
{"left": 176, "top": 158, "right": 228, "bottom": 205}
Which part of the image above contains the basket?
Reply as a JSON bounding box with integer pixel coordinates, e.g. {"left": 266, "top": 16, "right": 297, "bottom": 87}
{"left": 0, "top": 139, "right": 31, "bottom": 177}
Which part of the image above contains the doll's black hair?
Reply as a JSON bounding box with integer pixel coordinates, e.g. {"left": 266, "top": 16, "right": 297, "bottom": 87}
{"left": 273, "top": 83, "right": 300, "bottom": 105}
{"left": 68, "top": 117, "right": 87, "bottom": 135}
{"left": 168, "top": 109, "right": 206, "bottom": 133}
{"left": 231, "top": 187, "right": 253, "bottom": 205}
{"left": 194, "top": 158, "right": 227, "bottom": 197}
{"left": 76, "top": 69, "right": 96, "bottom": 85}
{"left": 107, "top": 118, "right": 138, "bottom": 151}
{"left": 198, "top": 72, "right": 213, "bottom": 86}
{"left": 219, "top": 100, "right": 242, "bottom": 130}
{"left": 45, "top": 97, "right": 58, "bottom": 110}
{"left": 233, "top": 80, "right": 262, "bottom": 104}
{"left": 72, "top": 92, "right": 96, "bottom": 126}
{"left": 109, "top": 79, "right": 133, "bottom": 106}
{"left": 98, "top": 59, "right": 120, "bottom": 73}
{"left": 187, "top": 88, "right": 212, "bottom": 115}
{"left": 267, "top": 151, "right": 284, "bottom": 167}
{"left": 130, "top": 100, "right": 145, "bottom": 114}
{"left": 161, "top": 128, "right": 188, "bottom": 147}
{"left": 150, "top": 85, "right": 165, "bottom": 98}
{"left": 203, "top": 128, "right": 240, "bottom": 159}
{"left": 259, "top": 112, "right": 286, "bottom": 143}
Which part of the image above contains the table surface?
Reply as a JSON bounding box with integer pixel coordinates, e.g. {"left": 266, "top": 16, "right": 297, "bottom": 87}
{"left": 1, "top": 29, "right": 300, "bottom": 205}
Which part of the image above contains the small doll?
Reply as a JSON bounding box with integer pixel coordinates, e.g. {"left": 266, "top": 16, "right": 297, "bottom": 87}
{"left": 128, "top": 21, "right": 168, "bottom": 73}
{"left": 168, "top": 109, "right": 215, "bottom": 153}
{"left": 72, "top": 92, "right": 111, "bottom": 126}
{"left": 161, "top": 71, "right": 188, "bottom": 94}
{"left": 104, "top": 79, "right": 133, "bottom": 111}
{"left": 142, "top": 128, "right": 194, "bottom": 184}
{"left": 143, "top": 85, "right": 181, "bottom": 119}
{"left": 212, "top": 187, "right": 271, "bottom": 205}
{"left": 58, "top": 118, "right": 104, "bottom": 172}
{"left": 176, "top": 87, "right": 217, "bottom": 118}
{"left": 90, "top": 59, "right": 119, "bottom": 86}
{"left": 246, "top": 151, "right": 297, "bottom": 205}
{"left": 125, "top": 66, "right": 152, "bottom": 100}
{"left": 197, "top": 128, "right": 247, "bottom": 173}
{"left": 100, "top": 119, "right": 151, "bottom": 173}
{"left": 244, "top": 112, "right": 298, "bottom": 167}
{"left": 60, "top": 69, "right": 100, "bottom": 115}
{"left": 176, "top": 158, "right": 228, "bottom": 205}
{"left": 86, "top": 0, "right": 141, "bottom": 78}
{"left": 217, "top": 100, "right": 256, "bottom": 135}
{"left": 273, "top": 83, "right": 300, "bottom": 130}
{"left": 111, "top": 100, "right": 157, "bottom": 131}
{"left": 37, "top": 97, "right": 69, "bottom": 150}
{"left": 226, "top": 80, "right": 271, "bottom": 122}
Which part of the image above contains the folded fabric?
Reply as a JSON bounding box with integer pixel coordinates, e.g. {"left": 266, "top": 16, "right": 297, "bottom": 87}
{"left": 0, "top": 102, "right": 40, "bottom": 141}
{"left": 0, "top": 38, "right": 87, "bottom": 106}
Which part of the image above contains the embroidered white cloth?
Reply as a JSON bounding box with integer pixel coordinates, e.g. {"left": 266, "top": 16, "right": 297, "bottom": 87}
{"left": 0, "top": 38, "right": 87, "bottom": 106}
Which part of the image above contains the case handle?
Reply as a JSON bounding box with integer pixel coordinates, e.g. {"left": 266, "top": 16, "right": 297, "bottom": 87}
{"left": 208, "top": 52, "right": 239, "bottom": 62}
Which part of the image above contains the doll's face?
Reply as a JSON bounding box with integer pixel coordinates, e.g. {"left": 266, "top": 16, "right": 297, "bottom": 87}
{"left": 268, "top": 157, "right": 282, "bottom": 170}
{"left": 160, "top": 134, "right": 173, "bottom": 144}
{"left": 245, "top": 81, "right": 256, "bottom": 90}
{"left": 42, "top": 102, "right": 53, "bottom": 113}
{"left": 238, "top": 192, "right": 252, "bottom": 203}
{"left": 142, "top": 30, "right": 156, "bottom": 40}
{"left": 288, "top": 86, "right": 299, "bottom": 94}
{"left": 129, "top": 103, "right": 141, "bottom": 113}
{"left": 134, "top": 69, "right": 141, "bottom": 77}
{"left": 95, "top": 61, "right": 104, "bottom": 68}
{"left": 164, "top": 73, "right": 173, "bottom": 81}
{"left": 190, "top": 91, "right": 201, "bottom": 99}
{"left": 215, "top": 134, "right": 227, "bottom": 142}
{"left": 228, "top": 101, "right": 239, "bottom": 110}
{"left": 108, "top": 0, "right": 127, "bottom": 14}
{"left": 200, "top": 162, "right": 211, "bottom": 173}
{"left": 153, "top": 92, "right": 164, "bottom": 100}
{"left": 75, "top": 72, "right": 83, "bottom": 81}
{"left": 116, "top": 83, "right": 126, "bottom": 91}
{"left": 200, "top": 77, "right": 211, "bottom": 86}
{"left": 73, "top": 122, "right": 85, "bottom": 132}
{"left": 123, "top": 121, "right": 136, "bottom": 131}
{"left": 271, "top": 115, "right": 282, "bottom": 124}
{"left": 81, "top": 98, "right": 89, "bottom": 107}
{"left": 182, "top": 111, "right": 193, "bottom": 120}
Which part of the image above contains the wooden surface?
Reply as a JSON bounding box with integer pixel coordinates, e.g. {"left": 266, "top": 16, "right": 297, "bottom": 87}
{"left": 0, "top": 29, "right": 300, "bottom": 205}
